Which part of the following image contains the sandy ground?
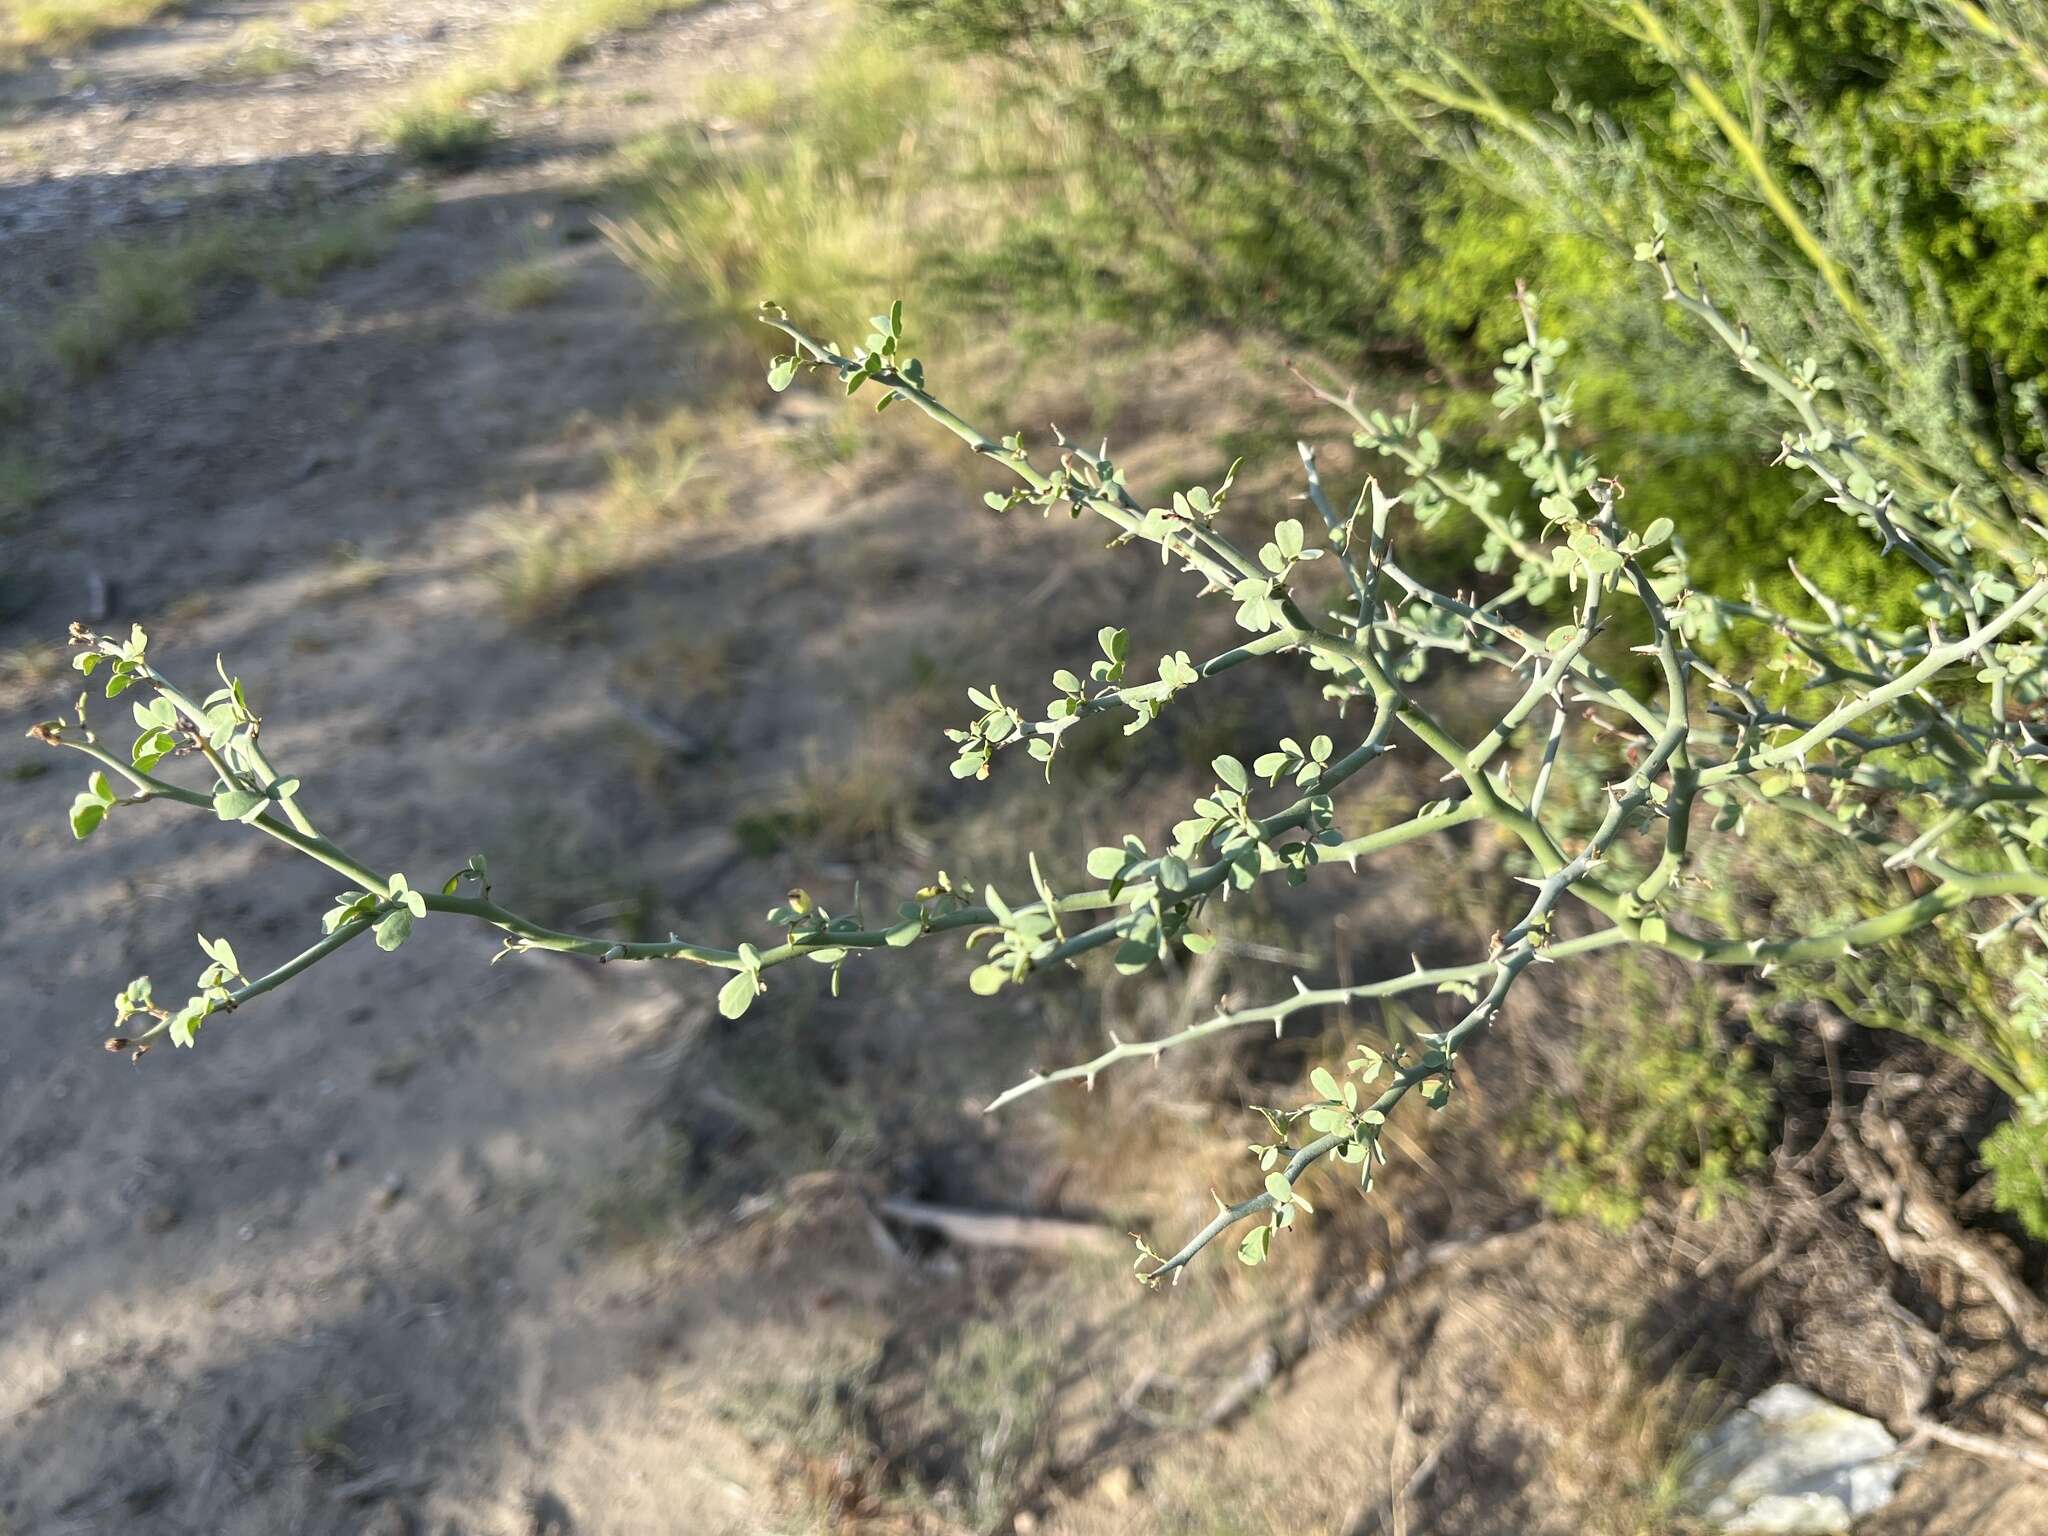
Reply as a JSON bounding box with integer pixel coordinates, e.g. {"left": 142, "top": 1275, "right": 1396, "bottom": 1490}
{"left": 1, "top": 5, "right": 919, "bottom": 1533}
{"left": 5, "top": 4, "right": 2048, "bottom": 1534}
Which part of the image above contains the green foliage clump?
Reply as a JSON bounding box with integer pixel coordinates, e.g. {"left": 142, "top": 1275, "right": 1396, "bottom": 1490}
{"left": 1518, "top": 962, "right": 1775, "bottom": 1230}
{"left": 49, "top": 226, "right": 240, "bottom": 377}
{"left": 1981, "top": 1114, "right": 2048, "bottom": 1242}
{"left": 889, "top": 0, "right": 2048, "bottom": 611}
{"left": 386, "top": 106, "right": 498, "bottom": 170}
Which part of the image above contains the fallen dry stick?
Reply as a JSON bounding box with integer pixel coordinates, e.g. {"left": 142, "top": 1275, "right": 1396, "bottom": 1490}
{"left": 873, "top": 1196, "right": 1125, "bottom": 1256}
{"left": 1843, "top": 1104, "right": 2048, "bottom": 1351}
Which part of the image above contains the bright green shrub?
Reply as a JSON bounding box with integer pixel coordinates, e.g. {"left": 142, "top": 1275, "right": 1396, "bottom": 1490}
{"left": 1517, "top": 961, "right": 1774, "bottom": 1230}
{"left": 888, "top": 0, "right": 2048, "bottom": 596}
{"left": 1982, "top": 1114, "right": 2048, "bottom": 1242}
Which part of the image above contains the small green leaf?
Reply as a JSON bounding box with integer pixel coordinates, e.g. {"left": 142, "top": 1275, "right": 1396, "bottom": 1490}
{"left": 718, "top": 971, "right": 757, "bottom": 1018}
{"left": 1310, "top": 1066, "right": 1340, "bottom": 1101}
{"left": 212, "top": 788, "right": 265, "bottom": 822}
{"left": 1158, "top": 854, "right": 1191, "bottom": 894}
{"left": 968, "top": 963, "right": 1008, "bottom": 996}
{"left": 1112, "top": 938, "right": 1156, "bottom": 975}
{"left": 767, "top": 355, "right": 797, "bottom": 392}
{"left": 1086, "top": 846, "right": 1127, "bottom": 880}
{"left": 1213, "top": 755, "right": 1248, "bottom": 793}
{"left": 69, "top": 795, "right": 106, "bottom": 840}
{"left": 132, "top": 726, "right": 174, "bottom": 772}
{"left": 1264, "top": 1171, "right": 1294, "bottom": 1206}
{"left": 1237, "top": 1225, "right": 1272, "bottom": 1266}
{"left": 375, "top": 908, "right": 414, "bottom": 951}
{"left": 167, "top": 999, "right": 207, "bottom": 1049}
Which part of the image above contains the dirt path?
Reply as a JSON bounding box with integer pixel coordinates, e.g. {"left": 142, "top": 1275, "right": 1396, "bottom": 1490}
{"left": 7, "top": 5, "right": 2048, "bottom": 1535}
{"left": 0, "top": 6, "right": 909, "bottom": 1533}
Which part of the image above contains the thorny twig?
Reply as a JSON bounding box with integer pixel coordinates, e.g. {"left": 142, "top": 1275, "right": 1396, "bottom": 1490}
{"left": 30, "top": 257, "right": 2048, "bottom": 1285}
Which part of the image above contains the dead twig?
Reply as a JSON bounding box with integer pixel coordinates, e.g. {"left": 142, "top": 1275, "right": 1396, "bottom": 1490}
{"left": 872, "top": 1196, "right": 1124, "bottom": 1256}
{"left": 1841, "top": 1104, "right": 2048, "bottom": 1351}
{"left": 1903, "top": 1419, "right": 2048, "bottom": 1480}
{"left": 329, "top": 1469, "right": 431, "bottom": 1503}
{"left": 1877, "top": 1209, "right": 2048, "bottom": 1483}
{"left": 1199, "top": 1343, "right": 1279, "bottom": 1428}
{"left": 1345, "top": 1412, "right": 1470, "bottom": 1536}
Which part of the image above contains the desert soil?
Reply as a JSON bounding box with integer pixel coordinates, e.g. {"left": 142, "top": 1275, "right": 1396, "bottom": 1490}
{"left": 4, "top": 4, "right": 2046, "bottom": 1535}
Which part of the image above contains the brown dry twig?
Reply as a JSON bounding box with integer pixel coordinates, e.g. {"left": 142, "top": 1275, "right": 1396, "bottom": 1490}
{"left": 1839, "top": 1103, "right": 2048, "bottom": 1351}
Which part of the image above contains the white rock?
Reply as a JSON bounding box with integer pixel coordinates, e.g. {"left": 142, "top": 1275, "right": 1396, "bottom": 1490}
{"left": 1682, "top": 1383, "right": 1909, "bottom": 1534}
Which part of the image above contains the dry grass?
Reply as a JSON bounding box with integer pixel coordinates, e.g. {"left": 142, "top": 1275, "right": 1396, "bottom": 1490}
{"left": 785, "top": 730, "right": 915, "bottom": 855}
{"left": 581, "top": 1138, "right": 694, "bottom": 1249}
{"left": 308, "top": 542, "right": 391, "bottom": 601}
{"left": 44, "top": 191, "right": 429, "bottom": 378}
{"left": 0, "top": 450, "right": 52, "bottom": 525}
{"left": 605, "top": 28, "right": 1119, "bottom": 375}
{"left": 0, "top": 643, "right": 70, "bottom": 705}
{"left": 491, "top": 418, "right": 715, "bottom": 621}
{"left": 385, "top": 105, "right": 497, "bottom": 170}
{"left": 210, "top": 21, "right": 307, "bottom": 79}
{"left": 269, "top": 188, "right": 432, "bottom": 296}
{"left": 4, "top": 0, "right": 176, "bottom": 60}
{"left": 47, "top": 223, "right": 240, "bottom": 376}
{"left": 604, "top": 41, "right": 930, "bottom": 348}
{"left": 720, "top": 1310, "right": 1064, "bottom": 1533}
{"left": 386, "top": 0, "right": 702, "bottom": 166}
{"left": 1499, "top": 1321, "right": 1713, "bottom": 1534}
{"left": 290, "top": 0, "right": 351, "bottom": 28}
{"left": 295, "top": 1392, "right": 362, "bottom": 1471}
{"left": 614, "top": 627, "right": 741, "bottom": 702}
{"left": 483, "top": 251, "right": 571, "bottom": 311}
